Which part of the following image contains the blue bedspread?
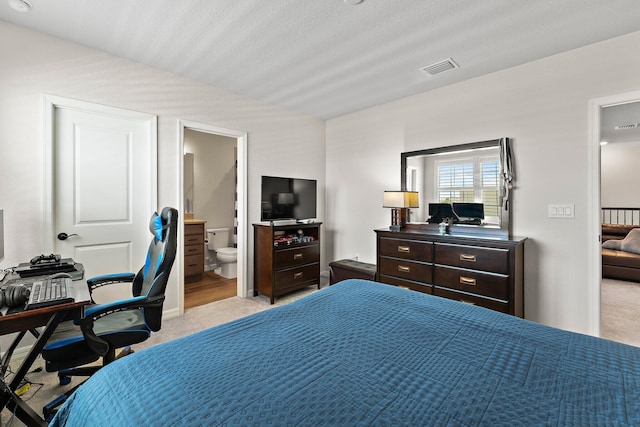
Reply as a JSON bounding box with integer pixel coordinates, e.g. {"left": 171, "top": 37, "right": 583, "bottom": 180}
{"left": 51, "top": 279, "right": 640, "bottom": 426}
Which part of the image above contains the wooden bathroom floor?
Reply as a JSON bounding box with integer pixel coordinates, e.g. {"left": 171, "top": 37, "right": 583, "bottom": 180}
{"left": 185, "top": 271, "right": 237, "bottom": 310}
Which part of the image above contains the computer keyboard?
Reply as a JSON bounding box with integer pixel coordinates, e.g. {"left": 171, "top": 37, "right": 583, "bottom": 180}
{"left": 26, "top": 277, "right": 74, "bottom": 310}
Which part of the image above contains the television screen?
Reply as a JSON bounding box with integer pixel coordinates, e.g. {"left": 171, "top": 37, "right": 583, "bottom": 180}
{"left": 453, "top": 203, "right": 485, "bottom": 219}
{"left": 427, "top": 203, "right": 457, "bottom": 224}
{"left": 261, "top": 176, "right": 317, "bottom": 221}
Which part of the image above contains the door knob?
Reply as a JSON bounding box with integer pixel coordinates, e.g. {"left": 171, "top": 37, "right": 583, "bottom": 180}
{"left": 57, "top": 232, "right": 78, "bottom": 241}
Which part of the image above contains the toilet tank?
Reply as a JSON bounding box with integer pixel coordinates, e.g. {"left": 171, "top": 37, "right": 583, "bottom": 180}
{"left": 206, "top": 228, "right": 230, "bottom": 250}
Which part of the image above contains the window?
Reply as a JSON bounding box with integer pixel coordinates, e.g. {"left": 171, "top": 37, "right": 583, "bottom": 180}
{"left": 435, "top": 154, "right": 500, "bottom": 222}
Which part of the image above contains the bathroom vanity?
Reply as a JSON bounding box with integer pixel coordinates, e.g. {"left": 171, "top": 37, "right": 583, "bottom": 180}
{"left": 184, "top": 219, "right": 206, "bottom": 282}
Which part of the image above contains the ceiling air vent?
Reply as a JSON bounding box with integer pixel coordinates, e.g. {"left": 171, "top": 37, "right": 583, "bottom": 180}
{"left": 420, "top": 58, "right": 459, "bottom": 77}
{"left": 615, "top": 124, "right": 638, "bottom": 130}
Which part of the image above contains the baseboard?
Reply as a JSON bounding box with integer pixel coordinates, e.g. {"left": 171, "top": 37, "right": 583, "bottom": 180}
{"left": 162, "top": 307, "right": 180, "bottom": 320}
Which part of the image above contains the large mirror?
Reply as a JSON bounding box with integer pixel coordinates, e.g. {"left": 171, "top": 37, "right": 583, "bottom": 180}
{"left": 401, "top": 138, "right": 513, "bottom": 238}
{"left": 184, "top": 152, "right": 195, "bottom": 214}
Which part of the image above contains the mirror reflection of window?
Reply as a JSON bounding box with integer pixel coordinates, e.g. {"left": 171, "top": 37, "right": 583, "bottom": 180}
{"left": 402, "top": 138, "right": 512, "bottom": 236}
{"left": 434, "top": 153, "right": 500, "bottom": 225}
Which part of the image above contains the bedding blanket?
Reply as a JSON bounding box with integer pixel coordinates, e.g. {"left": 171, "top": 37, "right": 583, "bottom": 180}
{"left": 51, "top": 279, "right": 640, "bottom": 426}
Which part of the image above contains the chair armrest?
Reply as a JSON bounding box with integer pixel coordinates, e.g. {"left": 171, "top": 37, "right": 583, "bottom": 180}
{"left": 86, "top": 273, "right": 135, "bottom": 297}
{"left": 87, "top": 272, "right": 135, "bottom": 290}
{"left": 79, "top": 295, "right": 165, "bottom": 356}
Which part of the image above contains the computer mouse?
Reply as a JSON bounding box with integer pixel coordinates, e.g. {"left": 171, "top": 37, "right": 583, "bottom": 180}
{"left": 50, "top": 272, "right": 72, "bottom": 279}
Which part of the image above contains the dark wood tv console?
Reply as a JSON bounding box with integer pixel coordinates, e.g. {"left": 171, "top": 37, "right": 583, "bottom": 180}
{"left": 375, "top": 228, "right": 526, "bottom": 317}
{"left": 253, "top": 223, "right": 321, "bottom": 304}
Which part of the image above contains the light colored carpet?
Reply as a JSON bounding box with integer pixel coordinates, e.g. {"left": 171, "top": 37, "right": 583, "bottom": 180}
{"left": 600, "top": 278, "right": 640, "bottom": 347}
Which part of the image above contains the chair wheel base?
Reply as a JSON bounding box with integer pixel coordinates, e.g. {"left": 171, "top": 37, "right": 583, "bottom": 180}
{"left": 59, "top": 375, "right": 71, "bottom": 386}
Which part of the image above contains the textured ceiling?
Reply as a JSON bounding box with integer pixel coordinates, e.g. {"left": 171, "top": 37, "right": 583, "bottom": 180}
{"left": 2, "top": 0, "right": 640, "bottom": 123}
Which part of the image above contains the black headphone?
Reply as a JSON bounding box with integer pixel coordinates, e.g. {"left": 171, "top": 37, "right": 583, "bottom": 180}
{"left": 0, "top": 283, "right": 30, "bottom": 309}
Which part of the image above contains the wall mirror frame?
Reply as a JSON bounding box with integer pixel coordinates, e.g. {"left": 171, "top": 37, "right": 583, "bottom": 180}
{"left": 400, "top": 137, "right": 513, "bottom": 239}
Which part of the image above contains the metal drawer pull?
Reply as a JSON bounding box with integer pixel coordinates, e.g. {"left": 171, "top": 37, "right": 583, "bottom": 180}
{"left": 460, "top": 300, "right": 476, "bottom": 305}
{"left": 293, "top": 253, "right": 303, "bottom": 260}
{"left": 459, "top": 254, "right": 477, "bottom": 262}
{"left": 293, "top": 272, "right": 304, "bottom": 279}
{"left": 397, "top": 246, "right": 411, "bottom": 253}
{"left": 398, "top": 265, "right": 410, "bottom": 273}
{"left": 460, "top": 276, "right": 477, "bottom": 286}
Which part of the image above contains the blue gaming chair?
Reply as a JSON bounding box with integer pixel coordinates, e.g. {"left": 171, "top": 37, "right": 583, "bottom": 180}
{"left": 42, "top": 207, "right": 178, "bottom": 389}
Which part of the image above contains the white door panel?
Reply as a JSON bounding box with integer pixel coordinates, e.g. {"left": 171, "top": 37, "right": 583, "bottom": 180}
{"left": 75, "top": 124, "right": 131, "bottom": 221}
{"left": 48, "top": 98, "right": 157, "bottom": 302}
{"left": 75, "top": 242, "right": 133, "bottom": 303}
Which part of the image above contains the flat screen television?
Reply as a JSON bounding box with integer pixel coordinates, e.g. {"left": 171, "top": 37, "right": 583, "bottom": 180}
{"left": 261, "top": 176, "right": 317, "bottom": 222}
{"left": 453, "top": 203, "right": 484, "bottom": 220}
{"left": 427, "top": 203, "right": 458, "bottom": 224}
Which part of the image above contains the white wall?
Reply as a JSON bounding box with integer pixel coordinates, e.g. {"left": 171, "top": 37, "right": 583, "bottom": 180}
{"left": 601, "top": 142, "right": 640, "bottom": 208}
{"left": 326, "top": 30, "right": 640, "bottom": 334}
{"left": 0, "top": 21, "right": 325, "bottom": 315}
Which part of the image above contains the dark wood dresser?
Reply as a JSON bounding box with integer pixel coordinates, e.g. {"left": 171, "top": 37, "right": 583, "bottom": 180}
{"left": 376, "top": 228, "right": 526, "bottom": 317}
{"left": 254, "top": 223, "right": 321, "bottom": 304}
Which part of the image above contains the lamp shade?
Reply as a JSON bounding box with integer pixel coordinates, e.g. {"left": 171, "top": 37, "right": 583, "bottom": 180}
{"left": 383, "top": 191, "right": 419, "bottom": 208}
{"left": 277, "top": 192, "right": 295, "bottom": 205}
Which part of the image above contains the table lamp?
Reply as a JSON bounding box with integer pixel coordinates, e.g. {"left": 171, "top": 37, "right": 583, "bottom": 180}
{"left": 383, "top": 191, "right": 419, "bottom": 231}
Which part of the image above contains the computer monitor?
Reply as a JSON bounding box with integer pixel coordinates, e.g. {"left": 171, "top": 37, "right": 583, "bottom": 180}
{"left": 427, "top": 203, "right": 458, "bottom": 224}
{"left": 453, "top": 203, "right": 485, "bottom": 220}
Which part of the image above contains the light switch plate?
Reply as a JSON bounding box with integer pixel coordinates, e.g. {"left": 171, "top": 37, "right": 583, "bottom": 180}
{"left": 548, "top": 204, "right": 575, "bottom": 218}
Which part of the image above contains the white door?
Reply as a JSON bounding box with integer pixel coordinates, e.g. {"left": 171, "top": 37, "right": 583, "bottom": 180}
{"left": 46, "top": 97, "right": 157, "bottom": 302}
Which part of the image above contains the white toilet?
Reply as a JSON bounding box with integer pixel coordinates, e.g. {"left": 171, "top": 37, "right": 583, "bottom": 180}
{"left": 206, "top": 228, "right": 237, "bottom": 279}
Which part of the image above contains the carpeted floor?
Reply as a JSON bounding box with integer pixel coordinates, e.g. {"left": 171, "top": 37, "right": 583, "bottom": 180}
{"left": 2, "top": 279, "right": 638, "bottom": 426}
{"left": 600, "top": 278, "right": 640, "bottom": 347}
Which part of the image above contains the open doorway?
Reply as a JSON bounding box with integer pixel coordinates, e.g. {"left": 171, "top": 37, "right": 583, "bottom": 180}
{"left": 178, "top": 120, "right": 247, "bottom": 313}
{"left": 598, "top": 101, "right": 640, "bottom": 347}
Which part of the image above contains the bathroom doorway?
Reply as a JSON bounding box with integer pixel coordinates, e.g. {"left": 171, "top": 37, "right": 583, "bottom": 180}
{"left": 179, "top": 120, "right": 247, "bottom": 312}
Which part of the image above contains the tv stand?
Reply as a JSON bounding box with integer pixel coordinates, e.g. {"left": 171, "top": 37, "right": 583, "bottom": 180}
{"left": 253, "top": 222, "right": 322, "bottom": 304}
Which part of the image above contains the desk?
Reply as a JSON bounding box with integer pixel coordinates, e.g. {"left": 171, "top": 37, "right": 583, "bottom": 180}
{"left": 0, "top": 276, "right": 90, "bottom": 427}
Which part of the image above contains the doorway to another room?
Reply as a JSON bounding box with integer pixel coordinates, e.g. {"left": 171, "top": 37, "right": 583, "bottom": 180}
{"left": 598, "top": 100, "right": 640, "bottom": 348}
{"left": 180, "top": 122, "right": 248, "bottom": 311}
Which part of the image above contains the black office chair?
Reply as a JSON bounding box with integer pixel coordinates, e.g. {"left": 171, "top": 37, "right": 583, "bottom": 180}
{"left": 41, "top": 207, "right": 178, "bottom": 390}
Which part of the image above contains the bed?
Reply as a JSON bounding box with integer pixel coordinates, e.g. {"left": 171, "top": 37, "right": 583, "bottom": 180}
{"left": 51, "top": 279, "right": 639, "bottom": 426}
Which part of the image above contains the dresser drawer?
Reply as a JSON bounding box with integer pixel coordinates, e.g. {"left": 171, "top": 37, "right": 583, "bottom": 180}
{"left": 275, "top": 245, "right": 319, "bottom": 269}
{"left": 379, "top": 237, "right": 432, "bottom": 261}
{"left": 434, "top": 243, "right": 508, "bottom": 274}
{"left": 274, "top": 263, "right": 320, "bottom": 291}
{"left": 184, "top": 233, "right": 204, "bottom": 246}
{"left": 433, "top": 287, "right": 509, "bottom": 314}
{"left": 184, "top": 254, "right": 204, "bottom": 276}
{"left": 378, "top": 274, "right": 432, "bottom": 294}
{"left": 185, "top": 223, "right": 204, "bottom": 234}
{"left": 434, "top": 266, "right": 508, "bottom": 300}
{"left": 184, "top": 243, "right": 203, "bottom": 256}
{"left": 378, "top": 257, "right": 432, "bottom": 283}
